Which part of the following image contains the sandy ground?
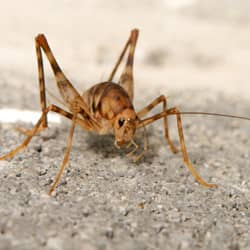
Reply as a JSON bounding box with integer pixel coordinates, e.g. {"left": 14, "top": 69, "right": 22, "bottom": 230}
{"left": 0, "top": 1, "right": 250, "bottom": 250}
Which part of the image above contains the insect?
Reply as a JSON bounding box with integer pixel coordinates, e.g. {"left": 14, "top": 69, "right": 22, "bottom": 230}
{"left": 0, "top": 29, "right": 249, "bottom": 195}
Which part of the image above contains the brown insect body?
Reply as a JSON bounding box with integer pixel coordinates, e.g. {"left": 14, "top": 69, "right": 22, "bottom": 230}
{"left": 1, "top": 29, "right": 250, "bottom": 195}
{"left": 82, "top": 81, "right": 138, "bottom": 146}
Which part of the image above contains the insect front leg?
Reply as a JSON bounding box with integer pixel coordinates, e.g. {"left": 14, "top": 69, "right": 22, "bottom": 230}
{"left": 137, "top": 95, "right": 178, "bottom": 154}
{"left": 138, "top": 107, "right": 217, "bottom": 188}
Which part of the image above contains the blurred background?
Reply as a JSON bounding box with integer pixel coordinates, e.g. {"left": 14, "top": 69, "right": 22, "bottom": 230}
{"left": 0, "top": 0, "right": 249, "bottom": 109}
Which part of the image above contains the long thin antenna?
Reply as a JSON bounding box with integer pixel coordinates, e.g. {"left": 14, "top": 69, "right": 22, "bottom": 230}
{"left": 170, "top": 111, "right": 250, "bottom": 121}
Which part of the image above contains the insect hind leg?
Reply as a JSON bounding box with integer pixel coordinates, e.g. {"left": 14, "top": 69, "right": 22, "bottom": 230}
{"left": 108, "top": 29, "right": 139, "bottom": 101}
{"left": 36, "top": 34, "right": 48, "bottom": 128}
{"left": 14, "top": 35, "right": 52, "bottom": 137}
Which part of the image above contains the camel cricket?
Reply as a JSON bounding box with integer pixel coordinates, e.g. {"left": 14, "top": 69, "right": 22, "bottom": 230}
{"left": 0, "top": 29, "right": 249, "bottom": 195}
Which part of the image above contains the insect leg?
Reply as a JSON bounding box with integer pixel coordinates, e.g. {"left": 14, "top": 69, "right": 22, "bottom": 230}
{"left": 169, "top": 107, "right": 217, "bottom": 187}
{"left": 108, "top": 34, "right": 130, "bottom": 82}
{"left": 14, "top": 39, "right": 51, "bottom": 137}
{"left": 49, "top": 103, "right": 101, "bottom": 194}
{"left": 0, "top": 106, "right": 51, "bottom": 160}
{"left": 108, "top": 29, "right": 139, "bottom": 101}
{"left": 48, "top": 113, "right": 77, "bottom": 195}
{"left": 0, "top": 105, "right": 94, "bottom": 161}
{"left": 137, "top": 95, "right": 178, "bottom": 153}
{"left": 35, "top": 34, "right": 70, "bottom": 89}
{"left": 118, "top": 29, "right": 138, "bottom": 101}
{"left": 138, "top": 108, "right": 217, "bottom": 188}
{"left": 35, "top": 34, "right": 100, "bottom": 129}
{"left": 36, "top": 35, "right": 48, "bottom": 128}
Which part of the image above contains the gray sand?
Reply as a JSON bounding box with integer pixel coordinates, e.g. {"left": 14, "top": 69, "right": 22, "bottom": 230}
{"left": 0, "top": 1, "right": 250, "bottom": 250}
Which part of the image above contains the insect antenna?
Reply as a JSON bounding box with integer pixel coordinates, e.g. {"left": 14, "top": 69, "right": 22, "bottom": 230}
{"left": 170, "top": 111, "right": 250, "bottom": 121}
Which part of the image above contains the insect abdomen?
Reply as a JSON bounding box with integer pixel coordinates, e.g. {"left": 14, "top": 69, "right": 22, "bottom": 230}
{"left": 82, "top": 82, "right": 133, "bottom": 120}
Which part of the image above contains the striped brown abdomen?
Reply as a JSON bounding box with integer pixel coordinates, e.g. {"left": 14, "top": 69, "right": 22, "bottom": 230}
{"left": 82, "top": 82, "right": 134, "bottom": 120}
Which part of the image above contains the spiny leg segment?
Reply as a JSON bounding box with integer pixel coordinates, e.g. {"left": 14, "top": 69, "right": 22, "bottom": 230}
{"left": 36, "top": 34, "right": 48, "bottom": 129}
{"left": 138, "top": 107, "right": 217, "bottom": 188}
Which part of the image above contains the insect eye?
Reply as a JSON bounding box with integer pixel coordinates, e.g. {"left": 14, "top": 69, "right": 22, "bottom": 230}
{"left": 118, "top": 118, "right": 125, "bottom": 127}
